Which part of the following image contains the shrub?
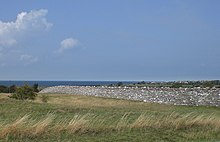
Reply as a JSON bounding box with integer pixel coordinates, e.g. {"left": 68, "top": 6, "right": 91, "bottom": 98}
{"left": 0, "top": 85, "right": 8, "bottom": 93}
{"left": 33, "top": 84, "right": 39, "bottom": 92}
{"left": 9, "top": 85, "right": 17, "bottom": 93}
{"left": 116, "top": 82, "right": 123, "bottom": 86}
{"left": 0, "top": 85, "right": 17, "bottom": 93}
{"left": 9, "top": 84, "right": 37, "bottom": 100}
{"left": 202, "top": 81, "right": 214, "bottom": 88}
{"left": 171, "top": 82, "right": 182, "bottom": 88}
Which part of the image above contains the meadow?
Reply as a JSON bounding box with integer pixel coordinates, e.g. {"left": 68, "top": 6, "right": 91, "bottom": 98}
{"left": 0, "top": 93, "right": 220, "bottom": 142}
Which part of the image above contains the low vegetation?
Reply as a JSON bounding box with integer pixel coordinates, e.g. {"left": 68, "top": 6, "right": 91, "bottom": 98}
{"left": 0, "top": 84, "right": 39, "bottom": 94}
{"left": 117, "top": 80, "right": 220, "bottom": 88}
{"left": 0, "top": 85, "right": 16, "bottom": 93}
{"left": 0, "top": 93, "right": 220, "bottom": 141}
{"left": 9, "top": 84, "right": 37, "bottom": 100}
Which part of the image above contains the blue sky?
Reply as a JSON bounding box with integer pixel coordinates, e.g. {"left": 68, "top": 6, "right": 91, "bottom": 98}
{"left": 0, "top": 0, "right": 220, "bottom": 81}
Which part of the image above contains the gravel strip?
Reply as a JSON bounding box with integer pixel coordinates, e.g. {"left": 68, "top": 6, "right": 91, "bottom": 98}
{"left": 40, "top": 86, "right": 220, "bottom": 106}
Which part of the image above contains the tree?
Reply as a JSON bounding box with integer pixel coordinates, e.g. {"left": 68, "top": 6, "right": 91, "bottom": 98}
{"left": 116, "top": 82, "right": 123, "bottom": 86}
{"left": 9, "top": 85, "right": 17, "bottom": 93}
{"left": 9, "top": 84, "right": 37, "bottom": 100}
{"left": 33, "top": 84, "right": 39, "bottom": 92}
{"left": 137, "top": 81, "right": 146, "bottom": 84}
{"left": 0, "top": 85, "right": 8, "bottom": 93}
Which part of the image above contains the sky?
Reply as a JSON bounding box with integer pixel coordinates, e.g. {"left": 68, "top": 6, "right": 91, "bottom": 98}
{"left": 0, "top": 0, "right": 220, "bottom": 81}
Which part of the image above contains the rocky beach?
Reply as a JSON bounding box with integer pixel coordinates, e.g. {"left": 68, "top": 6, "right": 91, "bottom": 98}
{"left": 40, "top": 86, "right": 220, "bottom": 107}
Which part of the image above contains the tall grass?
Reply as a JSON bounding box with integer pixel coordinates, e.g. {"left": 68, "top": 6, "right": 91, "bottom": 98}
{"left": 115, "top": 112, "right": 130, "bottom": 131}
{"left": 0, "top": 115, "right": 30, "bottom": 138}
{"left": 1, "top": 112, "right": 220, "bottom": 139}
{"left": 66, "top": 114, "right": 90, "bottom": 133}
{"left": 31, "top": 114, "right": 55, "bottom": 135}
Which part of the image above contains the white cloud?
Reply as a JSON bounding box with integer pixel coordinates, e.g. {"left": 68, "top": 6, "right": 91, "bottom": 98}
{"left": 20, "top": 54, "right": 38, "bottom": 65}
{"left": 57, "top": 38, "right": 79, "bottom": 53}
{"left": 0, "top": 9, "right": 52, "bottom": 66}
{"left": 0, "top": 9, "right": 52, "bottom": 47}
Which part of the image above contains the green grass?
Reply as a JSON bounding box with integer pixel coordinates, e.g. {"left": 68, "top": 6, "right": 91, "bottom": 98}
{"left": 0, "top": 93, "right": 220, "bottom": 142}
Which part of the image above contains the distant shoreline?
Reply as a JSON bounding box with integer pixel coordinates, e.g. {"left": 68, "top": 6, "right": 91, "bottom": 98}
{"left": 0, "top": 80, "right": 219, "bottom": 88}
{"left": 0, "top": 80, "right": 137, "bottom": 87}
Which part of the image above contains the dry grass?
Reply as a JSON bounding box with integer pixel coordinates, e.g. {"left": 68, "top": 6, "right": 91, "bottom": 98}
{"left": 31, "top": 114, "right": 55, "bottom": 135}
{"left": 0, "top": 114, "right": 56, "bottom": 138}
{"left": 0, "top": 93, "right": 9, "bottom": 100}
{"left": 1, "top": 112, "right": 220, "bottom": 139}
{"left": 66, "top": 114, "right": 90, "bottom": 133}
{"left": 115, "top": 112, "right": 130, "bottom": 131}
{"left": 128, "top": 111, "right": 220, "bottom": 131}
{"left": 36, "top": 94, "right": 170, "bottom": 111}
{"left": 0, "top": 115, "right": 30, "bottom": 137}
{"left": 42, "top": 94, "right": 133, "bottom": 108}
{"left": 130, "top": 113, "right": 152, "bottom": 129}
{"left": 1, "top": 93, "right": 220, "bottom": 141}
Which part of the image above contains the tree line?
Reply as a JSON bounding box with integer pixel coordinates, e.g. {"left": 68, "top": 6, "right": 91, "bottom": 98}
{"left": 125, "top": 80, "right": 220, "bottom": 88}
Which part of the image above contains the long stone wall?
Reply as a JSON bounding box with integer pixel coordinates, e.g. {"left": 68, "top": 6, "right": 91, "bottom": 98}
{"left": 40, "top": 86, "right": 220, "bottom": 107}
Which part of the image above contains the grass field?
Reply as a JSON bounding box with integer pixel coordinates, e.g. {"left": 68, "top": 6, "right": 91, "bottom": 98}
{"left": 0, "top": 93, "right": 220, "bottom": 142}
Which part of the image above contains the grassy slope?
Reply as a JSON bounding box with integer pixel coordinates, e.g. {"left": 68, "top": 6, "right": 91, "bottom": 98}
{"left": 0, "top": 93, "right": 220, "bottom": 142}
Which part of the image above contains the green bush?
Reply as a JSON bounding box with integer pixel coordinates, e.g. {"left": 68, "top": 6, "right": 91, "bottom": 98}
{"left": 33, "top": 84, "right": 39, "bottom": 92}
{"left": 9, "top": 84, "right": 37, "bottom": 100}
{"left": 0, "top": 85, "right": 8, "bottom": 93}
{"left": 0, "top": 85, "right": 17, "bottom": 93}
{"left": 9, "top": 85, "right": 17, "bottom": 93}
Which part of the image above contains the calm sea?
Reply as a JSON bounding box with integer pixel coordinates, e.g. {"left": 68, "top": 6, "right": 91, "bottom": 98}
{"left": 0, "top": 81, "right": 136, "bottom": 87}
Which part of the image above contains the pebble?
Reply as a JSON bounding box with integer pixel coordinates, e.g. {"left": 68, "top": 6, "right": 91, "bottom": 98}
{"left": 40, "top": 86, "right": 220, "bottom": 107}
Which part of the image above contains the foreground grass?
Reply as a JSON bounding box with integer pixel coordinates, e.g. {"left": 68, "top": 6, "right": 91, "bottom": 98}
{"left": 0, "top": 93, "right": 220, "bottom": 141}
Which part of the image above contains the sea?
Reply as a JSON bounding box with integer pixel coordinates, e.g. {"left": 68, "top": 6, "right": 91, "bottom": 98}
{"left": 0, "top": 80, "right": 137, "bottom": 87}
